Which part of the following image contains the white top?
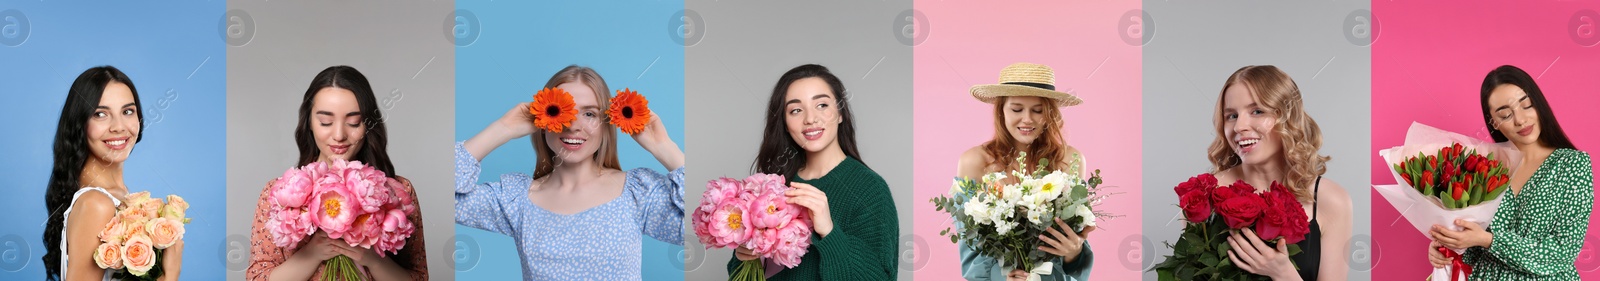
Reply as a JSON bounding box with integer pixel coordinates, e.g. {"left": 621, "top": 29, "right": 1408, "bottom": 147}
{"left": 61, "top": 187, "right": 118, "bottom": 281}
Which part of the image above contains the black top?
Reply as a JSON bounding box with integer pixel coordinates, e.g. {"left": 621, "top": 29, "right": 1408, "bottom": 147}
{"left": 1291, "top": 176, "right": 1322, "bottom": 280}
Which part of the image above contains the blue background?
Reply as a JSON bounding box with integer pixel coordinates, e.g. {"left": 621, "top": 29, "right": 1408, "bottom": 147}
{"left": 0, "top": 1, "right": 226, "bottom": 280}
{"left": 454, "top": 0, "right": 685, "bottom": 279}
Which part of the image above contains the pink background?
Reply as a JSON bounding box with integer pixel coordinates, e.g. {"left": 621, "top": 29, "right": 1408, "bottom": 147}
{"left": 1372, "top": 2, "right": 1600, "bottom": 279}
{"left": 911, "top": 0, "right": 1142, "bottom": 280}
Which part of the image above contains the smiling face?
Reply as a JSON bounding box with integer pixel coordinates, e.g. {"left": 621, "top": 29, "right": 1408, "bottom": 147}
{"left": 85, "top": 82, "right": 140, "bottom": 164}
{"left": 783, "top": 77, "right": 841, "bottom": 154}
{"left": 1486, "top": 84, "right": 1541, "bottom": 146}
{"left": 1001, "top": 96, "right": 1050, "bottom": 145}
{"left": 543, "top": 81, "right": 605, "bottom": 164}
{"left": 1221, "top": 82, "right": 1283, "bottom": 166}
{"left": 310, "top": 87, "right": 366, "bottom": 163}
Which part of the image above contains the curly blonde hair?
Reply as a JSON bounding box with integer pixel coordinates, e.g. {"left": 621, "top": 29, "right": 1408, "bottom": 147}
{"left": 1207, "top": 65, "right": 1328, "bottom": 202}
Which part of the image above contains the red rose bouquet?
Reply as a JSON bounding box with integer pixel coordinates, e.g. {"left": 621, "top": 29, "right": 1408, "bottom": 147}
{"left": 1151, "top": 173, "right": 1310, "bottom": 281}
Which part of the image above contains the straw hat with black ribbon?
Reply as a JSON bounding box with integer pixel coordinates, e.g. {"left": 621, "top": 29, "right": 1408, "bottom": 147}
{"left": 970, "top": 62, "right": 1083, "bottom": 107}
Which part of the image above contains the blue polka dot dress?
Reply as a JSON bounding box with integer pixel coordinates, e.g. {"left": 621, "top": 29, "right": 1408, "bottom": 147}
{"left": 454, "top": 142, "right": 685, "bottom": 280}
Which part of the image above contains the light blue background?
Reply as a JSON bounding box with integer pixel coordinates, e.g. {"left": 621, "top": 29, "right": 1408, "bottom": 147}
{"left": 0, "top": 1, "right": 226, "bottom": 280}
{"left": 454, "top": 0, "right": 685, "bottom": 279}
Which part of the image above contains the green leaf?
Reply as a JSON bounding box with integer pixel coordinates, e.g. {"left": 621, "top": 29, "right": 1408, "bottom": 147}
{"left": 1195, "top": 262, "right": 1219, "bottom": 275}
{"left": 1486, "top": 184, "right": 1507, "bottom": 200}
{"left": 1180, "top": 237, "right": 1204, "bottom": 254}
{"left": 1158, "top": 270, "right": 1176, "bottom": 281}
{"left": 1182, "top": 232, "right": 1204, "bottom": 243}
{"left": 1152, "top": 254, "right": 1184, "bottom": 271}
{"left": 1200, "top": 252, "right": 1219, "bottom": 267}
{"left": 1173, "top": 239, "right": 1192, "bottom": 256}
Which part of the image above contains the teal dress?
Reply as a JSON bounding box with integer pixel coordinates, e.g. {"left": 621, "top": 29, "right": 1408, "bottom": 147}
{"left": 959, "top": 234, "right": 1092, "bottom": 281}
{"left": 1463, "top": 148, "right": 1593, "bottom": 280}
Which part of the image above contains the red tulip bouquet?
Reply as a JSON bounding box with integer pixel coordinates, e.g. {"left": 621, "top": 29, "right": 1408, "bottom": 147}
{"left": 1375, "top": 122, "right": 1521, "bottom": 281}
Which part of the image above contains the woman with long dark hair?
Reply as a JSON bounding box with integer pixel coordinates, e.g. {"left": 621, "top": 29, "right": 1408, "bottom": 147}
{"left": 246, "top": 65, "right": 428, "bottom": 280}
{"left": 455, "top": 65, "right": 686, "bottom": 280}
{"left": 1428, "top": 65, "right": 1592, "bottom": 280}
{"left": 726, "top": 64, "right": 898, "bottom": 280}
{"left": 43, "top": 66, "right": 184, "bottom": 280}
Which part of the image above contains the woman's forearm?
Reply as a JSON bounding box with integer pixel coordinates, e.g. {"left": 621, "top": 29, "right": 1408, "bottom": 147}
{"left": 463, "top": 120, "right": 518, "bottom": 162}
{"left": 645, "top": 138, "right": 684, "bottom": 171}
{"left": 363, "top": 256, "right": 413, "bottom": 281}
{"left": 159, "top": 268, "right": 182, "bottom": 281}
{"left": 266, "top": 254, "right": 319, "bottom": 281}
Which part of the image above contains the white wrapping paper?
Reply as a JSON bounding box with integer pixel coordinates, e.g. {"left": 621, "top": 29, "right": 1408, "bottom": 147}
{"left": 1374, "top": 122, "right": 1521, "bottom": 281}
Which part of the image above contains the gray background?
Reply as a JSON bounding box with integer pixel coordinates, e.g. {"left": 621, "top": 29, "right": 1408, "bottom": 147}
{"left": 683, "top": 0, "right": 914, "bottom": 280}
{"left": 1141, "top": 1, "right": 1372, "bottom": 280}
{"left": 224, "top": 1, "right": 455, "bottom": 280}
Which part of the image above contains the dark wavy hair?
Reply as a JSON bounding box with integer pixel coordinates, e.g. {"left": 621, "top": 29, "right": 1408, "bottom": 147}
{"left": 294, "top": 65, "right": 396, "bottom": 176}
{"left": 1479, "top": 65, "right": 1577, "bottom": 150}
{"left": 44, "top": 66, "right": 143, "bottom": 281}
{"left": 292, "top": 65, "right": 417, "bottom": 268}
{"left": 751, "top": 64, "right": 865, "bottom": 178}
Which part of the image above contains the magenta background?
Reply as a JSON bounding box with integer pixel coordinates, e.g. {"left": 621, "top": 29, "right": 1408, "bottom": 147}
{"left": 1372, "top": 2, "right": 1600, "bottom": 278}
{"left": 911, "top": 1, "right": 1142, "bottom": 280}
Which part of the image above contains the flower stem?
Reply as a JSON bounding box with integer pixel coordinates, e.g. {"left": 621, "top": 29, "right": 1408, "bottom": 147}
{"left": 321, "top": 255, "right": 360, "bottom": 281}
{"left": 731, "top": 259, "right": 766, "bottom": 281}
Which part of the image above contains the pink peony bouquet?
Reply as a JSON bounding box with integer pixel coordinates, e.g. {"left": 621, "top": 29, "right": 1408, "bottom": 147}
{"left": 264, "top": 159, "right": 417, "bottom": 281}
{"left": 692, "top": 174, "right": 813, "bottom": 280}
{"left": 93, "top": 191, "right": 189, "bottom": 280}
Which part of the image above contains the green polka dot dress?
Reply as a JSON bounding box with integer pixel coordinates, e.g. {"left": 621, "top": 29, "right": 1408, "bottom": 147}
{"left": 1464, "top": 148, "right": 1594, "bottom": 280}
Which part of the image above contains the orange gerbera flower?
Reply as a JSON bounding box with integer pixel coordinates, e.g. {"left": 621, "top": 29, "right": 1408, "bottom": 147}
{"left": 606, "top": 88, "right": 652, "bottom": 134}
{"left": 530, "top": 87, "right": 577, "bottom": 133}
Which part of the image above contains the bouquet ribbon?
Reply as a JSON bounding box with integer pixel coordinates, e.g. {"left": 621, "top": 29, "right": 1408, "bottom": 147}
{"left": 1436, "top": 246, "right": 1472, "bottom": 281}
{"left": 1026, "top": 261, "right": 1054, "bottom": 281}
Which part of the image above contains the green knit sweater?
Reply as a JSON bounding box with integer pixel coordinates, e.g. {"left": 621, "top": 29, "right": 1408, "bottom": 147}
{"left": 727, "top": 157, "right": 900, "bottom": 280}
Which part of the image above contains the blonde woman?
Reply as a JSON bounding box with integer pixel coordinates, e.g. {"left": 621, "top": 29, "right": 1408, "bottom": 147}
{"left": 456, "top": 65, "right": 685, "bottom": 280}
